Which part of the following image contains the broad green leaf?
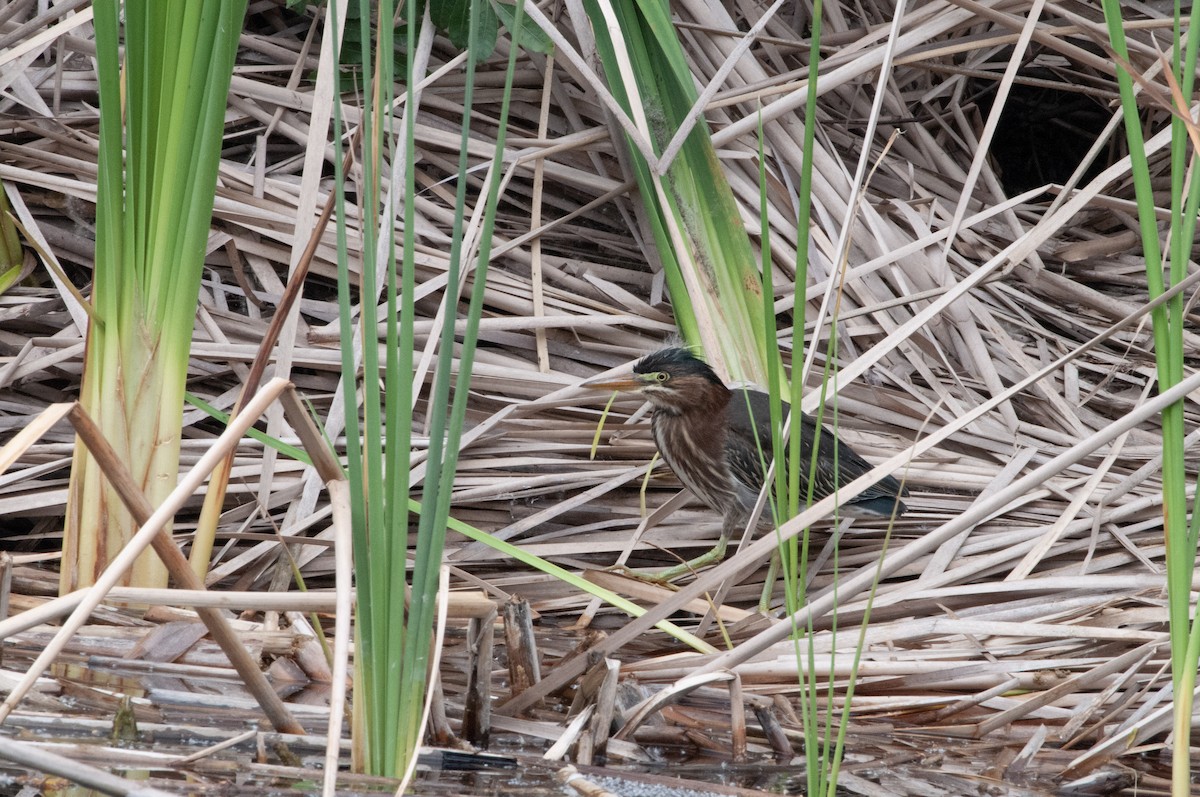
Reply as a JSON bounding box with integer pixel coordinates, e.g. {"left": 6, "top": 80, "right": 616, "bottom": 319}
{"left": 429, "top": 0, "right": 499, "bottom": 58}
{"left": 491, "top": 1, "right": 553, "bottom": 53}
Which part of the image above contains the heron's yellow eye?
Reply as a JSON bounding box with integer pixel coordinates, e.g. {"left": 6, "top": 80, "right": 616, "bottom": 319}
{"left": 653, "top": 371, "right": 669, "bottom": 383}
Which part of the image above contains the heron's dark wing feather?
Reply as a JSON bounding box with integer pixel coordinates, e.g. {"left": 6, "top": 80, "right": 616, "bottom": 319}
{"left": 724, "top": 388, "right": 908, "bottom": 515}
{"left": 723, "top": 389, "right": 779, "bottom": 500}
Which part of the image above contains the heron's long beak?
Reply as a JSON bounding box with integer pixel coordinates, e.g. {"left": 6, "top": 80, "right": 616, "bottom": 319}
{"left": 581, "top": 373, "right": 644, "bottom": 392}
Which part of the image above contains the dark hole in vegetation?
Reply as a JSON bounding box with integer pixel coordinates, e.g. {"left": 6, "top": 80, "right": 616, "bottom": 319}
{"left": 972, "top": 56, "right": 1116, "bottom": 197}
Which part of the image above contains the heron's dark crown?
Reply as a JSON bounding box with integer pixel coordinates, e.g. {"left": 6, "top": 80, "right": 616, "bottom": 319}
{"left": 629, "top": 347, "right": 729, "bottom": 417}
{"left": 634, "top": 347, "right": 724, "bottom": 387}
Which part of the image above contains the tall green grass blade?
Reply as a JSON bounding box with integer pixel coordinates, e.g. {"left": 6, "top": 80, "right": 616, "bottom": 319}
{"left": 1100, "top": 4, "right": 1200, "bottom": 793}
{"left": 769, "top": 2, "right": 846, "bottom": 793}
{"left": 64, "top": 0, "right": 248, "bottom": 592}
{"left": 399, "top": 1, "right": 526, "bottom": 767}
{"left": 581, "top": 0, "right": 777, "bottom": 384}
{"left": 428, "top": 501, "right": 713, "bottom": 652}
{"left": 333, "top": 0, "right": 412, "bottom": 774}
{"left": 183, "top": 393, "right": 312, "bottom": 464}
{"left": 332, "top": 0, "right": 534, "bottom": 776}
{"left": 327, "top": 0, "right": 368, "bottom": 766}
{"left": 0, "top": 187, "right": 23, "bottom": 292}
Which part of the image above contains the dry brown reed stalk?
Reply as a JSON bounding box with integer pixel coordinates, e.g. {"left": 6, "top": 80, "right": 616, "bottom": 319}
{"left": 1, "top": 0, "right": 1196, "bottom": 790}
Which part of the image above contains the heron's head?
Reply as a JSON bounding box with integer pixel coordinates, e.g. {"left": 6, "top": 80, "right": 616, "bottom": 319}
{"left": 585, "top": 347, "right": 726, "bottom": 415}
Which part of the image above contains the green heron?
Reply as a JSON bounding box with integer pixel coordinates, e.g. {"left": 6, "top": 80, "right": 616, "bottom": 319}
{"left": 587, "top": 347, "right": 908, "bottom": 576}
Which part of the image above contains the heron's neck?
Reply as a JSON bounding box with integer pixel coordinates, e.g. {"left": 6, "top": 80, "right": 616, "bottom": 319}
{"left": 651, "top": 385, "right": 731, "bottom": 418}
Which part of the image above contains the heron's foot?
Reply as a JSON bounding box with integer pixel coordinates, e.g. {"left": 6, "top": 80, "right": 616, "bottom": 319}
{"left": 601, "top": 565, "right": 677, "bottom": 585}
{"left": 604, "top": 536, "right": 730, "bottom": 583}
{"left": 758, "top": 551, "right": 781, "bottom": 613}
{"left": 651, "top": 537, "right": 729, "bottom": 582}
{"left": 603, "top": 563, "right": 666, "bottom": 581}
